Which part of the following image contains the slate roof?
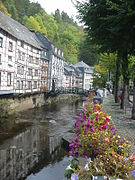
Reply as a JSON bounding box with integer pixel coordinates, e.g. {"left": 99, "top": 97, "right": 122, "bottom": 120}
{"left": 74, "top": 61, "right": 90, "bottom": 69}
{"left": 0, "top": 11, "right": 41, "bottom": 49}
{"left": 35, "top": 32, "right": 65, "bottom": 61}
{"left": 74, "top": 61, "right": 94, "bottom": 74}
{"left": 35, "top": 32, "right": 52, "bottom": 50}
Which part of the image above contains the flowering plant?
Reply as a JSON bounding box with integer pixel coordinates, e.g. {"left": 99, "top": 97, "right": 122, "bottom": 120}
{"left": 69, "top": 102, "right": 116, "bottom": 158}
{"left": 67, "top": 101, "right": 135, "bottom": 179}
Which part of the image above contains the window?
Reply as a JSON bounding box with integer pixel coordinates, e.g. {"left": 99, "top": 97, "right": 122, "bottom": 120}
{"left": 7, "top": 73, "right": 12, "bottom": 86}
{"left": 55, "top": 47, "right": 57, "bottom": 53}
{"left": 34, "top": 69, "right": 38, "bottom": 76}
{"left": 0, "top": 54, "right": 1, "bottom": 64}
{"left": 17, "top": 66, "right": 24, "bottom": 75}
{"left": 34, "top": 81, "right": 37, "bottom": 89}
{"left": 28, "top": 68, "right": 32, "bottom": 76}
{"left": 18, "top": 50, "right": 21, "bottom": 60}
{"left": 44, "top": 51, "right": 47, "bottom": 56}
{"left": 28, "top": 81, "right": 31, "bottom": 89}
{"left": 21, "top": 41, "right": 24, "bottom": 48}
{"left": 17, "top": 80, "right": 20, "bottom": 89}
{"left": 29, "top": 55, "right": 32, "bottom": 63}
{"left": 22, "top": 53, "right": 25, "bottom": 61}
{"left": 35, "top": 58, "right": 39, "bottom": 65}
{"left": 0, "top": 72, "right": 1, "bottom": 86}
{"left": 8, "top": 41, "right": 13, "bottom": 51}
{"left": 0, "top": 37, "right": 3, "bottom": 47}
{"left": 21, "top": 81, "right": 23, "bottom": 89}
{"left": 8, "top": 56, "right": 12, "bottom": 62}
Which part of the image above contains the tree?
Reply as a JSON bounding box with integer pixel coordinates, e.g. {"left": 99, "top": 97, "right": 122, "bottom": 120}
{"left": 76, "top": 0, "right": 135, "bottom": 115}
{"left": 23, "top": 16, "right": 40, "bottom": 32}
{"left": 0, "top": 0, "right": 11, "bottom": 16}
{"left": 78, "top": 35, "right": 98, "bottom": 66}
{"left": 93, "top": 53, "right": 116, "bottom": 88}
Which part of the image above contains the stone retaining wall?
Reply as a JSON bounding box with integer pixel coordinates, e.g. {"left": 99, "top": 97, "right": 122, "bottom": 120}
{"left": 3, "top": 93, "right": 81, "bottom": 113}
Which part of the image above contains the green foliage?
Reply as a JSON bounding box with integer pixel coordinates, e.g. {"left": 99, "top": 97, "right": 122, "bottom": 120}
{"left": 0, "top": 99, "right": 11, "bottom": 118}
{"left": 93, "top": 53, "right": 117, "bottom": 88}
{"left": 78, "top": 35, "right": 98, "bottom": 66}
{"left": 2, "top": 0, "right": 85, "bottom": 64}
{"left": 0, "top": 0, "right": 11, "bottom": 16}
{"left": 23, "top": 16, "right": 40, "bottom": 32}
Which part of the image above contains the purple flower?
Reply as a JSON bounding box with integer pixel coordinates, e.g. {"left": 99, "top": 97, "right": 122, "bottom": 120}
{"left": 82, "top": 151, "right": 86, "bottom": 158}
{"left": 110, "top": 126, "right": 115, "bottom": 132}
{"left": 103, "top": 124, "right": 108, "bottom": 130}
{"left": 99, "top": 126, "right": 102, "bottom": 131}
{"left": 71, "top": 173, "right": 79, "bottom": 180}
{"left": 106, "top": 117, "right": 110, "bottom": 122}
{"left": 75, "top": 152, "right": 79, "bottom": 158}
{"left": 84, "top": 163, "right": 89, "bottom": 171}
{"left": 132, "top": 170, "right": 135, "bottom": 177}
{"left": 90, "top": 120, "right": 94, "bottom": 125}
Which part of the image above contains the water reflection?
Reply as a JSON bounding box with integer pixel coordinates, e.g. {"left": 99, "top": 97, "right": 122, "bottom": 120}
{"left": 0, "top": 101, "right": 84, "bottom": 180}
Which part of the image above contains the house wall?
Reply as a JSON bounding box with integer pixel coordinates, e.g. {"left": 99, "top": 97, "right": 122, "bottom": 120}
{"left": 48, "top": 46, "right": 64, "bottom": 90}
{"left": 0, "top": 29, "right": 42, "bottom": 95}
{"left": 0, "top": 30, "right": 16, "bottom": 94}
{"left": 83, "top": 73, "right": 93, "bottom": 90}
{"left": 15, "top": 41, "right": 41, "bottom": 94}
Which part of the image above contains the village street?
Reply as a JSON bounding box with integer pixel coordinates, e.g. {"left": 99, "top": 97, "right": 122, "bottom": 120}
{"left": 103, "top": 94, "right": 135, "bottom": 153}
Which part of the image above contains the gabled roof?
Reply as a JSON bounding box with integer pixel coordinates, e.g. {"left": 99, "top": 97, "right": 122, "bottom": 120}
{"left": 35, "top": 32, "right": 52, "bottom": 50}
{"left": 74, "top": 61, "right": 94, "bottom": 74}
{"left": 74, "top": 61, "right": 90, "bottom": 69}
{"left": 35, "top": 32, "right": 65, "bottom": 61}
{"left": 0, "top": 11, "right": 41, "bottom": 49}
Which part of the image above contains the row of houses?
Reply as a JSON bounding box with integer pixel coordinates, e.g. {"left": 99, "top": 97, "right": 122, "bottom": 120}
{"left": 0, "top": 11, "right": 94, "bottom": 95}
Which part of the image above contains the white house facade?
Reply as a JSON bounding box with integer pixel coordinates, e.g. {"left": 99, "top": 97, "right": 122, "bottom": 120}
{"left": 0, "top": 29, "right": 16, "bottom": 94}
{"left": 74, "top": 61, "right": 94, "bottom": 90}
{"left": 0, "top": 11, "right": 42, "bottom": 95}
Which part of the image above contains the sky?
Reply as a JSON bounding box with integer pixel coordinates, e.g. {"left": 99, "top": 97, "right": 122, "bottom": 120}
{"left": 31, "top": 0, "right": 79, "bottom": 21}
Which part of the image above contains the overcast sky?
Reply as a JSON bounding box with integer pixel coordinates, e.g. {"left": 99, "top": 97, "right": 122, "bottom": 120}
{"left": 31, "top": 0, "right": 79, "bottom": 21}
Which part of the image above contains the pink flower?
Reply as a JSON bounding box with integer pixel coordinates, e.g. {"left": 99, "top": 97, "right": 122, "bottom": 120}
{"left": 82, "top": 151, "right": 86, "bottom": 158}
{"left": 99, "top": 126, "right": 102, "bottom": 131}
{"left": 90, "top": 120, "right": 94, "bottom": 125}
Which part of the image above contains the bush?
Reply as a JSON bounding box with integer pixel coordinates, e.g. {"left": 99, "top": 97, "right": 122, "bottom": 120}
{"left": 0, "top": 99, "right": 11, "bottom": 118}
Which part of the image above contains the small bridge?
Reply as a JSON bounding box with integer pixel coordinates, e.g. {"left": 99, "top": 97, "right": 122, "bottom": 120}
{"left": 44, "top": 87, "right": 96, "bottom": 99}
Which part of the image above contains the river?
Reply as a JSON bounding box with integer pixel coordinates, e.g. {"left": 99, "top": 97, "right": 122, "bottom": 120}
{"left": 0, "top": 100, "right": 85, "bottom": 180}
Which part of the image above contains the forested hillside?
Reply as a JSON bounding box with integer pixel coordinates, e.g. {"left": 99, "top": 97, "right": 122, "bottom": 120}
{"left": 0, "top": 0, "right": 85, "bottom": 64}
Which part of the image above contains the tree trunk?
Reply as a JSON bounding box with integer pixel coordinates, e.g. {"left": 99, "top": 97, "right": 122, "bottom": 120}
{"left": 114, "top": 54, "right": 121, "bottom": 103}
{"left": 132, "top": 77, "right": 135, "bottom": 119}
{"left": 121, "top": 51, "right": 129, "bottom": 110}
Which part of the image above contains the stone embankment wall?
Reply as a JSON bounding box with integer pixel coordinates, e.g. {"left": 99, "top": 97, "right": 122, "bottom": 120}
{"left": 2, "top": 93, "right": 81, "bottom": 112}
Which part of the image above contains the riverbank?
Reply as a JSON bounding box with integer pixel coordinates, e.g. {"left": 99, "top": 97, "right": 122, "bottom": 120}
{"left": 0, "top": 94, "right": 82, "bottom": 143}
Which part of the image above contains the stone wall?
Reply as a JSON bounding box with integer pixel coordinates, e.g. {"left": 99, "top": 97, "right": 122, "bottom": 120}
{"left": 3, "top": 93, "right": 81, "bottom": 113}
{"left": 10, "top": 93, "right": 45, "bottom": 112}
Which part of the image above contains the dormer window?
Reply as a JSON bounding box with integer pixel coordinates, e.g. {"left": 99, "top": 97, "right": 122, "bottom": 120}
{"left": 58, "top": 49, "right": 60, "bottom": 55}
{"left": 8, "top": 41, "right": 13, "bottom": 51}
{"left": 55, "top": 47, "right": 57, "bottom": 53}
{"left": 0, "top": 54, "right": 1, "bottom": 64}
{"left": 21, "top": 41, "right": 24, "bottom": 48}
{"left": 44, "top": 51, "right": 47, "bottom": 56}
{"left": 0, "top": 37, "right": 3, "bottom": 47}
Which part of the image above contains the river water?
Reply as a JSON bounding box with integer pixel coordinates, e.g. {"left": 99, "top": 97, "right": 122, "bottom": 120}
{"left": 0, "top": 100, "right": 85, "bottom": 180}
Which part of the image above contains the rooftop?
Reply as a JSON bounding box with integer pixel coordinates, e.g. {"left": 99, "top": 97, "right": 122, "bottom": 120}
{"left": 0, "top": 11, "right": 41, "bottom": 49}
